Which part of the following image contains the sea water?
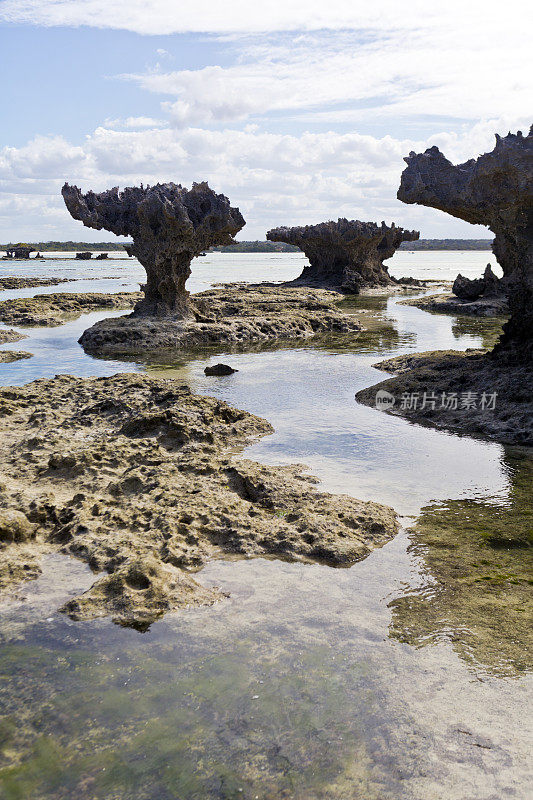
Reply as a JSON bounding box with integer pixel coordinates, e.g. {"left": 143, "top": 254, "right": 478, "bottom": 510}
{"left": 0, "top": 251, "right": 530, "bottom": 800}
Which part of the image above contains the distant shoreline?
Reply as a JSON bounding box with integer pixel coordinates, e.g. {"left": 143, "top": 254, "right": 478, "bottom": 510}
{"left": 1, "top": 238, "right": 494, "bottom": 253}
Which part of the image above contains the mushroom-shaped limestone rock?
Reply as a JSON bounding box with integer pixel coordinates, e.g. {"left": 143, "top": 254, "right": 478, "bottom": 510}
{"left": 62, "top": 181, "right": 245, "bottom": 318}
{"left": 398, "top": 127, "right": 533, "bottom": 359}
{"left": 266, "top": 218, "right": 419, "bottom": 292}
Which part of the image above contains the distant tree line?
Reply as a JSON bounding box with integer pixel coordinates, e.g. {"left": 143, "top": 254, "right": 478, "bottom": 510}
{"left": 398, "top": 239, "right": 492, "bottom": 250}
{"left": 209, "top": 241, "right": 300, "bottom": 252}
{"left": 1, "top": 239, "right": 493, "bottom": 253}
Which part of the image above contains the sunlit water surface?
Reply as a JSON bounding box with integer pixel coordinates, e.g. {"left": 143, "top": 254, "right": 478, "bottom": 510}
{"left": 0, "top": 252, "right": 530, "bottom": 800}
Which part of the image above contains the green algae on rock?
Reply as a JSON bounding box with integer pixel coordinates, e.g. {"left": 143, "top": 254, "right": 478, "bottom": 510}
{"left": 0, "top": 292, "right": 143, "bottom": 327}
{"left": 0, "top": 373, "right": 397, "bottom": 628}
{"left": 388, "top": 452, "right": 533, "bottom": 677}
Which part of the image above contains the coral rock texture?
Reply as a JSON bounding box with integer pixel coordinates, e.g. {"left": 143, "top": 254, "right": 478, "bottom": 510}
{"left": 266, "top": 219, "right": 419, "bottom": 292}
{"left": 78, "top": 285, "right": 363, "bottom": 355}
{"left": 0, "top": 292, "right": 142, "bottom": 327}
{"left": 62, "top": 182, "right": 245, "bottom": 318}
{"left": 398, "top": 127, "right": 533, "bottom": 359}
{"left": 0, "top": 374, "right": 397, "bottom": 628}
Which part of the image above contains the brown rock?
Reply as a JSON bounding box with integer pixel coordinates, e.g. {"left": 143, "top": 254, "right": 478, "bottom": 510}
{"left": 0, "top": 373, "right": 397, "bottom": 628}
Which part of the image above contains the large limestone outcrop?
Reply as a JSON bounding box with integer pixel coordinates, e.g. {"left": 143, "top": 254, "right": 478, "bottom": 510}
{"left": 78, "top": 285, "right": 363, "bottom": 355}
{"left": 62, "top": 182, "right": 245, "bottom": 318}
{"left": 266, "top": 218, "right": 419, "bottom": 292}
{"left": 398, "top": 127, "right": 533, "bottom": 359}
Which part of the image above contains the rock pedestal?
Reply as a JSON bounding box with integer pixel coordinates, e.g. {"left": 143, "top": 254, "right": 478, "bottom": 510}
{"left": 398, "top": 127, "right": 533, "bottom": 359}
{"left": 266, "top": 218, "right": 419, "bottom": 292}
{"left": 62, "top": 182, "right": 245, "bottom": 318}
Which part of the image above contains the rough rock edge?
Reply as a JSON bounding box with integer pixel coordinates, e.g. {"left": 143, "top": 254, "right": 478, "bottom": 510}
{"left": 0, "top": 277, "right": 71, "bottom": 290}
{"left": 399, "top": 292, "right": 508, "bottom": 317}
{"left": 0, "top": 292, "right": 143, "bottom": 327}
{"left": 0, "top": 329, "right": 27, "bottom": 345}
{"left": 62, "top": 181, "right": 245, "bottom": 318}
{"left": 452, "top": 265, "right": 502, "bottom": 302}
{"left": 266, "top": 218, "right": 419, "bottom": 292}
{"left": 0, "top": 351, "right": 33, "bottom": 363}
{"left": 356, "top": 350, "right": 532, "bottom": 446}
{"left": 397, "top": 126, "right": 533, "bottom": 360}
{"left": 0, "top": 373, "right": 398, "bottom": 628}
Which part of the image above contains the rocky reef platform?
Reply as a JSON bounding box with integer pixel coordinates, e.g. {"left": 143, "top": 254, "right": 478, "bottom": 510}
{"left": 0, "top": 276, "right": 72, "bottom": 290}
{"left": 0, "top": 373, "right": 397, "bottom": 628}
{"left": 399, "top": 292, "right": 509, "bottom": 317}
{"left": 0, "top": 328, "right": 32, "bottom": 362}
{"left": 0, "top": 291, "right": 142, "bottom": 327}
{"left": 0, "top": 350, "right": 32, "bottom": 363}
{"left": 0, "top": 329, "right": 27, "bottom": 344}
{"left": 79, "top": 285, "right": 363, "bottom": 356}
{"left": 356, "top": 350, "right": 532, "bottom": 446}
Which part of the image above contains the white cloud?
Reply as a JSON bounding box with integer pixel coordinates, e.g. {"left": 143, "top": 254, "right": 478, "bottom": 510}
{"left": 0, "top": 1, "right": 527, "bottom": 38}
{"left": 0, "top": 122, "right": 503, "bottom": 241}
{"left": 121, "top": 25, "right": 530, "bottom": 127}
{"left": 0, "top": 1, "right": 528, "bottom": 241}
{"left": 103, "top": 116, "right": 169, "bottom": 130}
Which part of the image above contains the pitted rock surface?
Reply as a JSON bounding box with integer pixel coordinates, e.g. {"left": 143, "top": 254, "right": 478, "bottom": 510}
{"left": 0, "top": 373, "right": 397, "bottom": 628}
{"left": 267, "top": 219, "right": 419, "bottom": 292}
{"left": 398, "top": 127, "right": 533, "bottom": 360}
{"left": 62, "top": 181, "right": 245, "bottom": 318}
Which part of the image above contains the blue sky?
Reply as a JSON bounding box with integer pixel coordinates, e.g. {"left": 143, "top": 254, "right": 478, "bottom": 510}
{"left": 0, "top": 1, "right": 530, "bottom": 241}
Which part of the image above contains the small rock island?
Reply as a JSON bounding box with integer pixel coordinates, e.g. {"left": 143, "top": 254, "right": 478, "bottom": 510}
{"left": 266, "top": 218, "right": 419, "bottom": 292}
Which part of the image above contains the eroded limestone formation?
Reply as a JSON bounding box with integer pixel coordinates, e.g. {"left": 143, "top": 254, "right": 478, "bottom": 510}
{"left": 62, "top": 182, "right": 245, "bottom": 317}
{"left": 398, "top": 127, "right": 533, "bottom": 359}
{"left": 266, "top": 218, "right": 419, "bottom": 292}
{"left": 452, "top": 264, "right": 502, "bottom": 301}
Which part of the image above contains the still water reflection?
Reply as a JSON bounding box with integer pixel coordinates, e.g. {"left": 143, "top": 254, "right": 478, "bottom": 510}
{"left": 0, "top": 252, "right": 530, "bottom": 799}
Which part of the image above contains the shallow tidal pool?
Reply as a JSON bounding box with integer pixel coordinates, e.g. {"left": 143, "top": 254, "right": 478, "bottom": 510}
{"left": 0, "top": 251, "right": 531, "bottom": 799}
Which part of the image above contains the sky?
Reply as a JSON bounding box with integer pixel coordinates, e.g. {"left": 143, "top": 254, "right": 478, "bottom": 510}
{"left": 0, "top": 0, "right": 530, "bottom": 242}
